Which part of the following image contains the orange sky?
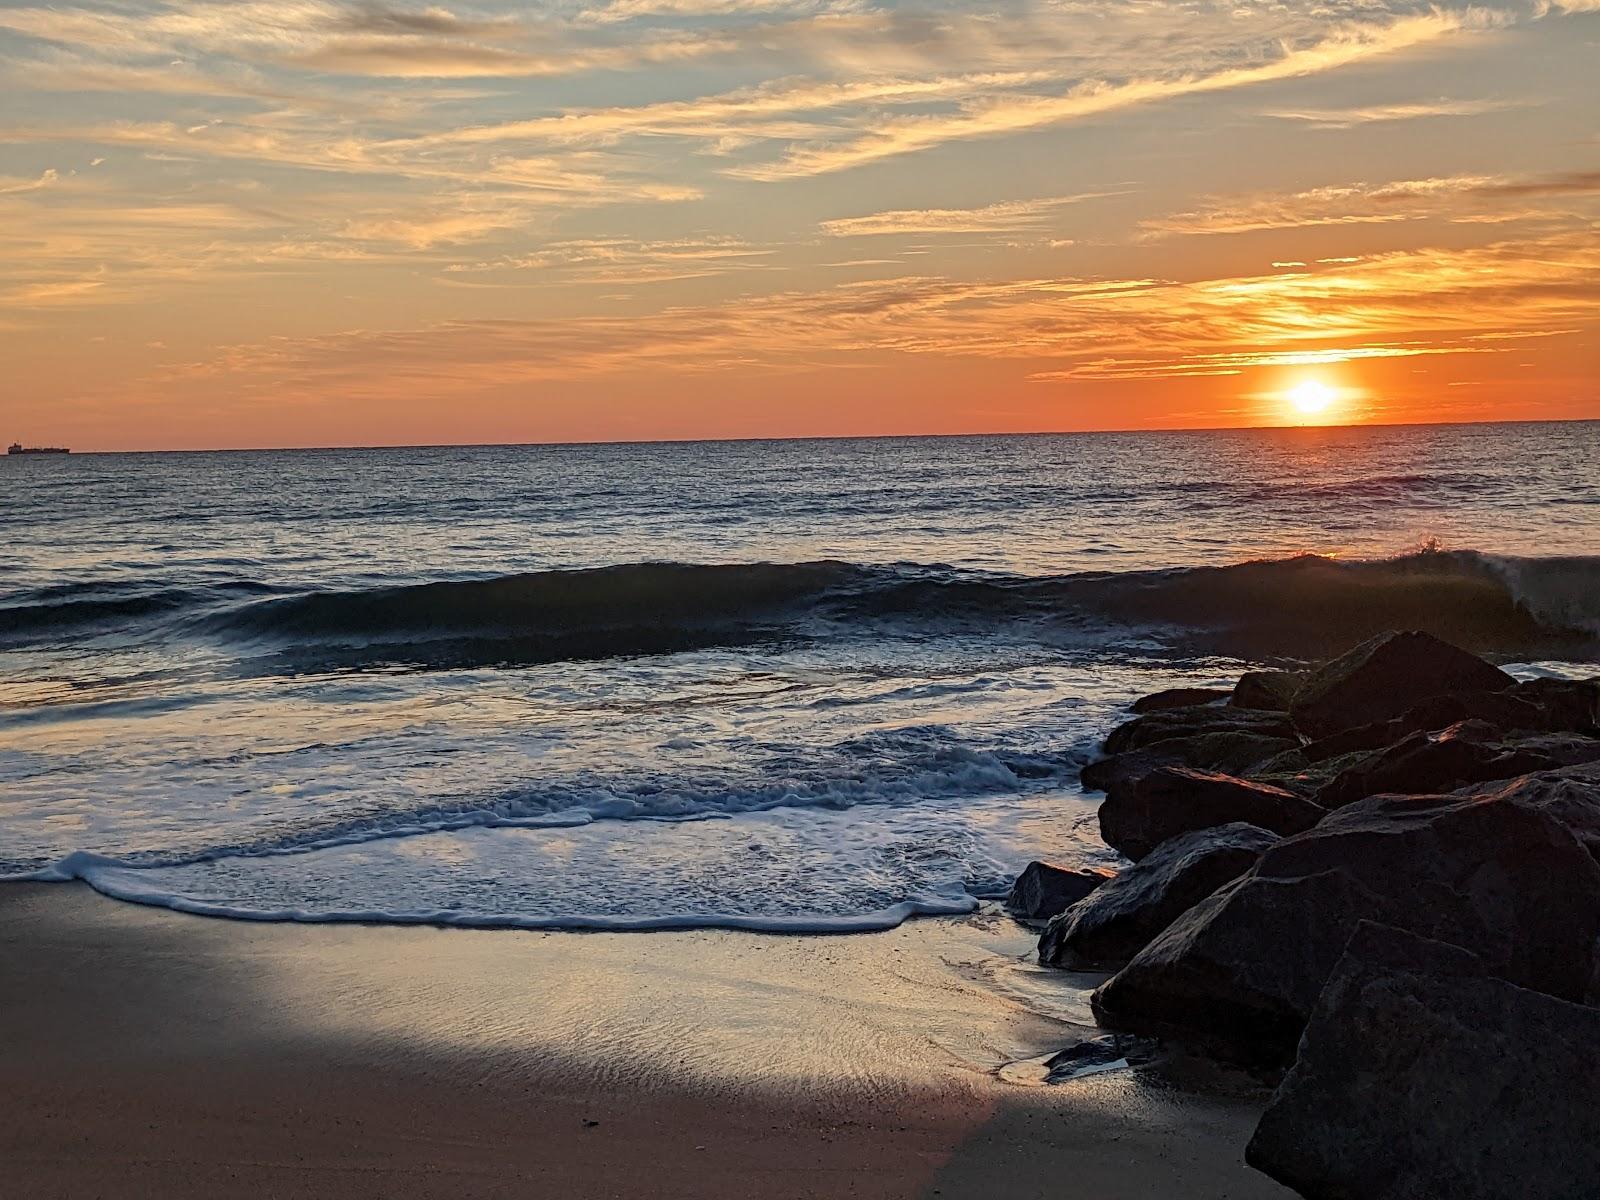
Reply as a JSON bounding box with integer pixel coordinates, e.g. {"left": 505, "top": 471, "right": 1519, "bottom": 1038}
{"left": 1, "top": 0, "right": 1597, "bottom": 450}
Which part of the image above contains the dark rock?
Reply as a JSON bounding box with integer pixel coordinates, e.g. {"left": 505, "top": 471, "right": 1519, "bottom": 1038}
{"left": 1131, "top": 687, "right": 1230, "bottom": 713}
{"left": 1091, "top": 787, "right": 1600, "bottom": 1059}
{"left": 1247, "top": 947, "right": 1600, "bottom": 1199}
{"left": 1289, "top": 631, "right": 1515, "bottom": 739}
{"left": 1080, "top": 732, "right": 1300, "bottom": 794}
{"left": 1252, "top": 747, "right": 1381, "bottom": 796}
{"left": 1099, "top": 767, "right": 1323, "bottom": 861}
{"left": 1103, "top": 705, "right": 1295, "bottom": 756}
{"left": 1230, "top": 670, "right": 1304, "bottom": 712}
{"left": 1040, "top": 823, "right": 1278, "bottom": 968}
{"left": 1300, "top": 679, "right": 1600, "bottom": 763}
{"left": 1312, "top": 719, "right": 1496, "bottom": 807}
{"left": 1321, "top": 917, "right": 1487, "bottom": 983}
{"left": 1006, "top": 861, "right": 1117, "bottom": 922}
{"left": 1454, "top": 760, "right": 1600, "bottom": 862}
{"left": 1318, "top": 725, "right": 1600, "bottom": 809}
{"left": 1515, "top": 676, "right": 1600, "bottom": 732}
{"left": 1041, "top": 1034, "right": 1159, "bottom": 1082}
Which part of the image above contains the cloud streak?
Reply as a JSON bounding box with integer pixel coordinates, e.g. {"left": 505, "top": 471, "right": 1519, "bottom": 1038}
{"left": 732, "top": 11, "right": 1493, "bottom": 179}
{"left": 819, "top": 193, "right": 1116, "bottom": 236}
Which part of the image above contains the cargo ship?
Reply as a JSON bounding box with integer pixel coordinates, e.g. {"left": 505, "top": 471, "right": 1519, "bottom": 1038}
{"left": 8, "top": 442, "right": 70, "bottom": 455}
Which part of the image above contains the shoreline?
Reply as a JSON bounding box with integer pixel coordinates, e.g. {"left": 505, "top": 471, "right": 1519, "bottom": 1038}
{"left": 1, "top": 881, "right": 1287, "bottom": 1199}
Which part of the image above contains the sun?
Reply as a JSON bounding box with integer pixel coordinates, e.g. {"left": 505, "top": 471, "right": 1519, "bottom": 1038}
{"left": 1286, "top": 378, "right": 1338, "bottom": 419}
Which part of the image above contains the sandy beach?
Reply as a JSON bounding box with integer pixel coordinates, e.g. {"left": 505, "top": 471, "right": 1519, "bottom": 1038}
{"left": 0, "top": 882, "right": 1288, "bottom": 1199}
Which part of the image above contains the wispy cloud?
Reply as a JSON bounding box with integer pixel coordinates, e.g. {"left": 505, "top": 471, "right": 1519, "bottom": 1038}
{"left": 137, "top": 232, "right": 1600, "bottom": 398}
{"left": 1470, "top": 169, "right": 1600, "bottom": 197}
{"left": 1140, "top": 170, "right": 1600, "bottom": 238}
{"left": 1262, "top": 97, "right": 1526, "bottom": 128}
{"left": 732, "top": 12, "right": 1494, "bottom": 179}
{"left": 819, "top": 192, "right": 1114, "bottom": 236}
{"left": 445, "top": 236, "right": 775, "bottom": 283}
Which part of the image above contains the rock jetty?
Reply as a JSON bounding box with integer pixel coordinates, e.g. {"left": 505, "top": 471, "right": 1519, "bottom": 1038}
{"left": 1011, "top": 630, "right": 1600, "bottom": 1198}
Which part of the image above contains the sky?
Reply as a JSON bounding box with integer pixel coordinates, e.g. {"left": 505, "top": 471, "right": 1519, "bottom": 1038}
{"left": 1, "top": 0, "right": 1596, "bottom": 450}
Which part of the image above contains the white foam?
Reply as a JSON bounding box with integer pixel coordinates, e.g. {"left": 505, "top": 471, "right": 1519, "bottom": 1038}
{"left": 39, "top": 793, "right": 1113, "bottom": 933}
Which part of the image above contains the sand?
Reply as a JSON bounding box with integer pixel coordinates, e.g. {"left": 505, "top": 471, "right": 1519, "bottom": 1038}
{"left": 0, "top": 882, "right": 1290, "bottom": 1199}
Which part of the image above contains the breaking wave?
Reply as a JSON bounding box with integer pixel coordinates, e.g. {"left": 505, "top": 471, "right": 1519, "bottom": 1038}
{"left": 3, "top": 549, "right": 1597, "bottom": 666}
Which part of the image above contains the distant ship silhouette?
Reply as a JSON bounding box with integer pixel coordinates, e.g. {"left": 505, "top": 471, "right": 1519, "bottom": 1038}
{"left": 8, "top": 442, "right": 70, "bottom": 455}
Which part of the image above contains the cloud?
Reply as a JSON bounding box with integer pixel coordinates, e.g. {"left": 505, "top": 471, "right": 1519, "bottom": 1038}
{"left": 1470, "top": 169, "right": 1600, "bottom": 197}
{"left": 732, "top": 11, "right": 1494, "bottom": 179}
{"left": 579, "top": 0, "right": 860, "bottom": 24}
{"left": 1262, "top": 98, "right": 1526, "bottom": 128}
{"left": 445, "top": 236, "right": 775, "bottom": 283}
{"left": 0, "top": 168, "right": 59, "bottom": 194}
{"left": 396, "top": 71, "right": 1055, "bottom": 149}
{"left": 137, "top": 232, "right": 1600, "bottom": 398}
{"left": 819, "top": 192, "right": 1115, "bottom": 236}
{"left": 1138, "top": 170, "right": 1600, "bottom": 238}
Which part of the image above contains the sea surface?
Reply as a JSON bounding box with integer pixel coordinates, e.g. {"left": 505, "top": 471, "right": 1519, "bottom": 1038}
{"left": 3, "top": 423, "right": 1598, "bottom": 931}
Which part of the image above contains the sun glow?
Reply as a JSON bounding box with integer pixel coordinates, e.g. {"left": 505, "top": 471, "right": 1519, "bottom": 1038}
{"left": 1287, "top": 378, "right": 1338, "bottom": 417}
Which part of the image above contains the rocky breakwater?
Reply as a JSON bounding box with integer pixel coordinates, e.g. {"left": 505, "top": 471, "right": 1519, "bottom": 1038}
{"left": 1007, "top": 630, "right": 1600, "bottom": 1200}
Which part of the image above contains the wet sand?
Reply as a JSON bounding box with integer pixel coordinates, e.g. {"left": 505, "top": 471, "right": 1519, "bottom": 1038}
{"left": 0, "top": 883, "right": 1289, "bottom": 1199}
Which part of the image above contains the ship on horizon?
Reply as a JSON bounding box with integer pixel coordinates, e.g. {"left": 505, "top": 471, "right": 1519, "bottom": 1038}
{"left": 8, "top": 442, "right": 70, "bottom": 455}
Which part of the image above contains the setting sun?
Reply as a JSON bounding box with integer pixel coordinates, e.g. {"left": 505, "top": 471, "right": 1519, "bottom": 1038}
{"left": 1286, "top": 378, "right": 1339, "bottom": 420}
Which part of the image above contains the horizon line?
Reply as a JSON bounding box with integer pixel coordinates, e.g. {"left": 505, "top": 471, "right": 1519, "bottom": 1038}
{"left": 9, "top": 413, "right": 1596, "bottom": 456}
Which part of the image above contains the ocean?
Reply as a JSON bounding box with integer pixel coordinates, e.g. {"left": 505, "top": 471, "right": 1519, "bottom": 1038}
{"left": 3, "top": 423, "right": 1598, "bottom": 931}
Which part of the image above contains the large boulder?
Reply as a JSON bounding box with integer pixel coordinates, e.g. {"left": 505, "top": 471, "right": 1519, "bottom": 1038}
{"left": 1454, "top": 760, "right": 1600, "bottom": 862}
{"left": 1247, "top": 930, "right": 1600, "bottom": 1199}
{"left": 1515, "top": 676, "right": 1600, "bottom": 732}
{"left": 1091, "top": 787, "right": 1600, "bottom": 1059}
{"left": 1131, "top": 686, "right": 1230, "bottom": 713}
{"left": 1039, "top": 823, "right": 1278, "bottom": 968}
{"left": 1098, "top": 766, "right": 1324, "bottom": 861}
{"left": 1251, "top": 746, "right": 1383, "bottom": 797}
{"left": 1079, "top": 731, "right": 1300, "bottom": 794}
{"left": 1006, "top": 861, "right": 1117, "bottom": 922}
{"left": 1103, "top": 705, "right": 1295, "bottom": 756}
{"left": 1299, "top": 677, "right": 1600, "bottom": 763}
{"left": 1289, "top": 631, "right": 1515, "bottom": 739}
{"left": 1230, "top": 670, "right": 1304, "bottom": 712}
{"left": 1314, "top": 721, "right": 1600, "bottom": 808}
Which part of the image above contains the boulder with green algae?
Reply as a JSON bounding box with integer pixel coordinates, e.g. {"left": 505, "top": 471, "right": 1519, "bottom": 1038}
{"left": 1230, "top": 670, "right": 1304, "bottom": 712}
{"left": 1289, "top": 631, "right": 1515, "bottom": 739}
{"left": 1131, "top": 687, "right": 1231, "bottom": 713}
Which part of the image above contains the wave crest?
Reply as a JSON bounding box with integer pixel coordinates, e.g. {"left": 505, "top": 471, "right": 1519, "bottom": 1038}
{"left": 4, "top": 550, "right": 1596, "bottom": 665}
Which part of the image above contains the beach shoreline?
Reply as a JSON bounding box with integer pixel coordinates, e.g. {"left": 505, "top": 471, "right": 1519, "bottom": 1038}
{"left": 0, "top": 881, "right": 1287, "bottom": 1199}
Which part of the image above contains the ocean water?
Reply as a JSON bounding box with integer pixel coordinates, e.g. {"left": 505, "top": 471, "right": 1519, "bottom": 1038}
{"left": 3, "top": 423, "right": 1598, "bottom": 931}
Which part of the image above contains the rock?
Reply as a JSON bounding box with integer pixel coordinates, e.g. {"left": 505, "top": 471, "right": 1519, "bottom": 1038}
{"left": 1247, "top": 940, "right": 1600, "bottom": 1199}
{"left": 1251, "top": 747, "right": 1380, "bottom": 796}
{"left": 1516, "top": 676, "right": 1600, "bottom": 731}
{"left": 1098, "top": 767, "right": 1323, "bottom": 861}
{"left": 1006, "top": 861, "right": 1117, "bottom": 922}
{"left": 1320, "top": 917, "right": 1487, "bottom": 983}
{"left": 1230, "top": 670, "right": 1304, "bottom": 712}
{"left": 1454, "top": 760, "right": 1600, "bottom": 862}
{"left": 1080, "top": 731, "right": 1300, "bottom": 794}
{"left": 1091, "top": 787, "right": 1600, "bottom": 1059}
{"left": 1300, "top": 678, "right": 1600, "bottom": 763}
{"left": 1289, "top": 631, "right": 1515, "bottom": 739}
{"left": 1131, "top": 686, "right": 1230, "bottom": 713}
{"left": 1040, "top": 823, "right": 1278, "bottom": 968}
{"left": 1103, "top": 705, "right": 1296, "bottom": 756}
{"left": 1041, "top": 1034, "right": 1159, "bottom": 1082}
{"left": 1317, "top": 723, "right": 1600, "bottom": 808}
